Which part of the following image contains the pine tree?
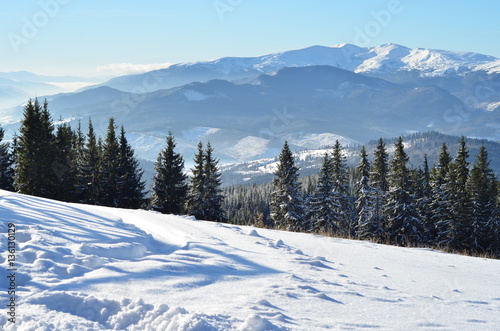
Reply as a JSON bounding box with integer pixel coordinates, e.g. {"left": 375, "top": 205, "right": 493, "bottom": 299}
{"left": 14, "top": 98, "right": 57, "bottom": 198}
{"left": 385, "top": 137, "right": 423, "bottom": 245}
{"left": 331, "top": 140, "right": 353, "bottom": 236}
{"left": 75, "top": 119, "right": 101, "bottom": 204}
{"left": 202, "top": 142, "right": 225, "bottom": 222}
{"left": 99, "top": 118, "right": 120, "bottom": 207}
{"left": 116, "top": 126, "right": 145, "bottom": 209}
{"left": 151, "top": 132, "right": 188, "bottom": 214}
{"left": 355, "top": 146, "right": 383, "bottom": 239}
{"left": 466, "top": 145, "right": 496, "bottom": 251}
{"left": 0, "top": 125, "right": 14, "bottom": 191}
{"left": 309, "top": 153, "right": 339, "bottom": 234}
{"left": 187, "top": 142, "right": 207, "bottom": 220}
{"left": 270, "top": 141, "right": 304, "bottom": 231}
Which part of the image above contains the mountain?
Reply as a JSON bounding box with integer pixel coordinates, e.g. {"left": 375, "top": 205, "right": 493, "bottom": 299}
{"left": 1, "top": 189, "right": 499, "bottom": 330}
{"left": 0, "top": 71, "right": 104, "bottom": 111}
{"left": 221, "top": 131, "right": 500, "bottom": 186}
{"left": 2, "top": 64, "right": 478, "bottom": 165}
{"left": 93, "top": 43, "right": 500, "bottom": 93}
{"left": 2, "top": 44, "right": 500, "bottom": 168}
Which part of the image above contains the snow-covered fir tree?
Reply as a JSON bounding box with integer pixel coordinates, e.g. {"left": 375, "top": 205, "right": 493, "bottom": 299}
{"left": 413, "top": 156, "right": 433, "bottom": 243}
{"left": 270, "top": 141, "right": 304, "bottom": 231}
{"left": 429, "top": 143, "right": 453, "bottom": 243}
{"left": 370, "top": 138, "right": 390, "bottom": 233}
{"left": 151, "top": 132, "right": 188, "bottom": 214}
{"left": 309, "top": 153, "right": 339, "bottom": 234}
{"left": 355, "top": 146, "right": 383, "bottom": 240}
{"left": 0, "top": 124, "right": 14, "bottom": 191}
{"left": 331, "top": 140, "right": 354, "bottom": 236}
{"left": 385, "top": 137, "right": 424, "bottom": 245}
{"left": 466, "top": 145, "right": 497, "bottom": 251}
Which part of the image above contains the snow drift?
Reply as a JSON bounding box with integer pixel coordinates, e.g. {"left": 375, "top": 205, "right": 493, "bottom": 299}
{"left": 0, "top": 189, "right": 499, "bottom": 330}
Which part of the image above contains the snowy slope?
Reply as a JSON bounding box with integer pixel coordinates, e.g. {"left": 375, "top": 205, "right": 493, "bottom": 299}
{"left": 97, "top": 43, "right": 499, "bottom": 93}
{"left": 1, "top": 189, "right": 499, "bottom": 330}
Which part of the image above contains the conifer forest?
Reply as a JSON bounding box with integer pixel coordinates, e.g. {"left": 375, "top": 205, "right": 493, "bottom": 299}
{"left": 0, "top": 99, "right": 498, "bottom": 258}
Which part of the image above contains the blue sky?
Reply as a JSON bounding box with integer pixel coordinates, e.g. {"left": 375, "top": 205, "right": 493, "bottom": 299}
{"left": 1, "top": 0, "right": 500, "bottom": 78}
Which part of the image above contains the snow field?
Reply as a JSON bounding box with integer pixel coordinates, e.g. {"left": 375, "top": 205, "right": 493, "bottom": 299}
{"left": 0, "top": 189, "right": 499, "bottom": 330}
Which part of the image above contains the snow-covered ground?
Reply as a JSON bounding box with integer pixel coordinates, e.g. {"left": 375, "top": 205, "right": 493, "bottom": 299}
{"left": 0, "top": 189, "right": 499, "bottom": 330}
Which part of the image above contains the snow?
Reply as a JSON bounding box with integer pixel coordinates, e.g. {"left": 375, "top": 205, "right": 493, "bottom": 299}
{"left": 226, "top": 136, "right": 269, "bottom": 161}
{"left": 1, "top": 189, "right": 499, "bottom": 330}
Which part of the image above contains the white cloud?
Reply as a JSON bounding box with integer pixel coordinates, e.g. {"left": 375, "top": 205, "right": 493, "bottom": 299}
{"left": 96, "top": 62, "right": 173, "bottom": 76}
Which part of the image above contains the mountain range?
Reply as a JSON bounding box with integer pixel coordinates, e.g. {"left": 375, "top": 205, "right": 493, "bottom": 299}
{"left": 1, "top": 43, "right": 500, "bottom": 177}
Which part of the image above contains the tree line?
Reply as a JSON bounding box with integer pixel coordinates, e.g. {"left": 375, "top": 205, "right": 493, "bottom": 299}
{"left": 224, "top": 139, "right": 499, "bottom": 258}
{"left": 0, "top": 98, "right": 498, "bottom": 257}
{"left": 0, "top": 99, "right": 225, "bottom": 219}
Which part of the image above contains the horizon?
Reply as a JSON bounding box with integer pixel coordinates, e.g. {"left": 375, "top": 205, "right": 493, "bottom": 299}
{"left": 1, "top": 1, "right": 500, "bottom": 78}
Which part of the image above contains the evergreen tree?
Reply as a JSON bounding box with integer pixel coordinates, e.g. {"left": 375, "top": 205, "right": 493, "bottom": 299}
{"left": 75, "top": 119, "right": 101, "bottom": 204}
{"left": 202, "top": 142, "right": 225, "bottom": 222}
{"left": 99, "top": 118, "right": 120, "bottom": 207}
{"left": 53, "top": 122, "right": 78, "bottom": 201}
{"left": 186, "top": 142, "right": 206, "bottom": 220}
{"left": 14, "top": 98, "right": 57, "bottom": 198}
{"left": 151, "top": 132, "right": 188, "bottom": 214}
{"left": 414, "top": 155, "right": 433, "bottom": 243}
{"left": 385, "top": 137, "right": 423, "bottom": 245}
{"left": 116, "top": 126, "right": 145, "bottom": 209}
{"left": 331, "top": 140, "right": 353, "bottom": 236}
{"left": 0, "top": 125, "right": 14, "bottom": 191}
{"left": 466, "top": 145, "right": 496, "bottom": 251}
{"left": 355, "top": 146, "right": 383, "bottom": 239}
{"left": 370, "top": 138, "right": 390, "bottom": 233}
{"left": 270, "top": 141, "right": 304, "bottom": 231}
{"left": 429, "top": 143, "right": 453, "bottom": 242}
{"left": 309, "top": 153, "right": 339, "bottom": 234}
{"left": 437, "top": 137, "right": 472, "bottom": 249}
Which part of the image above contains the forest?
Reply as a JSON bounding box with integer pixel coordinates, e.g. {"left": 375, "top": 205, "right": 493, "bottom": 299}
{"left": 0, "top": 99, "right": 498, "bottom": 258}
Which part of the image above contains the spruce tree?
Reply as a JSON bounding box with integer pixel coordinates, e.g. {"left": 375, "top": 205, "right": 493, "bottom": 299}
{"left": 75, "top": 119, "right": 101, "bottom": 204}
{"left": 385, "top": 137, "right": 423, "bottom": 245}
{"left": 355, "top": 146, "right": 383, "bottom": 239}
{"left": 0, "top": 125, "right": 14, "bottom": 191}
{"left": 14, "top": 98, "right": 57, "bottom": 198}
{"left": 270, "top": 141, "right": 304, "bottom": 231}
{"left": 53, "top": 122, "right": 78, "bottom": 202}
{"left": 429, "top": 143, "right": 453, "bottom": 243}
{"left": 116, "top": 126, "right": 145, "bottom": 209}
{"left": 99, "top": 118, "right": 120, "bottom": 207}
{"left": 414, "top": 155, "right": 433, "bottom": 243}
{"left": 370, "top": 138, "right": 389, "bottom": 234}
{"left": 466, "top": 145, "right": 496, "bottom": 251}
{"left": 151, "top": 132, "right": 188, "bottom": 214}
{"left": 202, "top": 142, "right": 225, "bottom": 222}
{"left": 309, "top": 153, "right": 338, "bottom": 234}
{"left": 186, "top": 142, "right": 206, "bottom": 220}
{"left": 331, "top": 140, "right": 353, "bottom": 236}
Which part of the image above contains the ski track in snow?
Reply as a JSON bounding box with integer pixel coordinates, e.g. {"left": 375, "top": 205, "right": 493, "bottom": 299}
{"left": 0, "top": 189, "right": 499, "bottom": 330}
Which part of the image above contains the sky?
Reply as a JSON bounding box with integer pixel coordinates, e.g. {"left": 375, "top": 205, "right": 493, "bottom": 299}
{"left": 1, "top": 0, "right": 500, "bottom": 78}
